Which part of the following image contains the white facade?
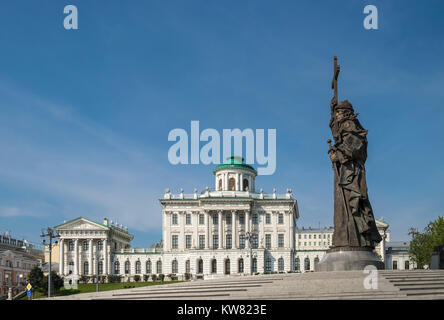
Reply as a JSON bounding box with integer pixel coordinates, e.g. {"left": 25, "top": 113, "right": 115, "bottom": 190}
{"left": 54, "top": 217, "right": 133, "bottom": 278}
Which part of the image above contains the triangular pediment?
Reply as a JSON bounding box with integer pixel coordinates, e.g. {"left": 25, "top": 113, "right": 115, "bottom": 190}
{"left": 55, "top": 217, "right": 109, "bottom": 231}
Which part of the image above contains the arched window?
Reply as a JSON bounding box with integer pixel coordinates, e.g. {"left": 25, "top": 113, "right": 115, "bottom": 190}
{"left": 125, "top": 261, "right": 131, "bottom": 274}
{"left": 114, "top": 261, "right": 120, "bottom": 274}
{"left": 314, "top": 257, "right": 319, "bottom": 269}
{"left": 218, "top": 179, "right": 222, "bottom": 191}
{"left": 185, "top": 260, "right": 190, "bottom": 273}
{"left": 135, "top": 260, "right": 141, "bottom": 274}
{"left": 405, "top": 261, "right": 410, "bottom": 270}
{"left": 197, "top": 259, "right": 203, "bottom": 274}
{"left": 294, "top": 257, "right": 300, "bottom": 271}
{"left": 238, "top": 258, "right": 244, "bottom": 273}
{"left": 278, "top": 258, "right": 284, "bottom": 272}
{"left": 83, "top": 261, "right": 89, "bottom": 275}
{"left": 252, "top": 258, "right": 257, "bottom": 273}
{"left": 211, "top": 259, "right": 217, "bottom": 274}
{"left": 225, "top": 259, "right": 230, "bottom": 275}
{"left": 265, "top": 257, "right": 272, "bottom": 273}
{"left": 228, "top": 178, "right": 236, "bottom": 191}
{"left": 304, "top": 257, "right": 310, "bottom": 271}
{"left": 98, "top": 261, "right": 103, "bottom": 275}
{"left": 243, "top": 178, "right": 249, "bottom": 191}
{"left": 172, "top": 259, "right": 178, "bottom": 274}
{"left": 146, "top": 260, "right": 152, "bottom": 274}
{"left": 157, "top": 260, "right": 162, "bottom": 274}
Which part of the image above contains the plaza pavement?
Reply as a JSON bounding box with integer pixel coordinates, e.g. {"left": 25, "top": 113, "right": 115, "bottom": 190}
{"left": 49, "top": 269, "right": 444, "bottom": 300}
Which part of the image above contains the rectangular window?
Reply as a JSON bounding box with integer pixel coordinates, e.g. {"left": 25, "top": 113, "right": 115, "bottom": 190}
{"left": 239, "top": 234, "right": 245, "bottom": 249}
{"left": 278, "top": 234, "right": 284, "bottom": 248}
{"left": 199, "top": 235, "right": 205, "bottom": 249}
{"left": 213, "top": 214, "right": 218, "bottom": 225}
{"left": 213, "top": 235, "right": 219, "bottom": 248}
{"left": 186, "top": 235, "right": 192, "bottom": 249}
{"left": 266, "top": 213, "right": 271, "bottom": 224}
{"left": 252, "top": 235, "right": 258, "bottom": 249}
{"left": 304, "top": 235, "right": 307, "bottom": 239}
{"left": 68, "top": 241, "right": 74, "bottom": 251}
{"left": 172, "top": 235, "right": 178, "bottom": 249}
{"left": 226, "top": 215, "right": 232, "bottom": 225}
{"left": 97, "top": 240, "right": 103, "bottom": 251}
{"left": 298, "top": 234, "right": 301, "bottom": 239}
{"left": 186, "top": 214, "right": 191, "bottom": 225}
{"left": 252, "top": 214, "right": 258, "bottom": 225}
{"left": 83, "top": 241, "right": 89, "bottom": 251}
{"left": 226, "top": 234, "right": 232, "bottom": 249}
{"left": 314, "top": 234, "right": 317, "bottom": 239}
{"left": 265, "top": 234, "right": 271, "bottom": 249}
{"left": 172, "top": 214, "right": 178, "bottom": 225}
{"left": 298, "top": 242, "right": 301, "bottom": 247}
{"left": 199, "top": 214, "right": 204, "bottom": 225}
{"left": 239, "top": 214, "right": 245, "bottom": 225}
{"left": 393, "top": 261, "right": 398, "bottom": 270}
{"left": 278, "top": 213, "right": 284, "bottom": 224}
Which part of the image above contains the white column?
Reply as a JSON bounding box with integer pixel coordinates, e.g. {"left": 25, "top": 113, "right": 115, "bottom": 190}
{"left": 236, "top": 173, "right": 240, "bottom": 190}
{"left": 103, "top": 239, "right": 108, "bottom": 275}
{"left": 180, "top": 212, "right": 185, "bottom": 251}
{"left": 194, "top": 212, "right": 199, "bottom": 249}
{"left": 88, "top": 239, "right": 93, "bottom": 275}
{"left": 273, "top": 212, "right": 278, "bottom": 249}
{"left": 240, "top": 173, "right": 243, "bottom": 191}
{"left": 218, "top": 211, "right": 223, "bottom": 249}
{"left": 245, "top": 211, "right": 250, "bottom": 248}
{"left": 225, "top": 174, "right": 228, "bottom": 191}
{"left": 259, "top": 212, "right": 265, "bottom": 248}
{"left": 289, "top": 211, "right": 294, "bottom": 250}
{"left": 232, "top": 211, "right": 237, "bottom": 249}
{"left": 59, "top": 239, "right": 64, "bottom": 275}
{"left": 205, "top": 211, "right": 209, "bottom": 249}
{"left": 74, "top": 239, "right": 79, "bottom": 275}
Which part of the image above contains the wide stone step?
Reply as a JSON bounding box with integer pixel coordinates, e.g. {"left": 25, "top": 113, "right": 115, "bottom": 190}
{"left": 393, "top": 281, "right": 444, "bottom": 286}
{"left": 129, "top": 284, "right": 264, "bottom": 293}
{"left": 112, "top": 287, "right": 249, "bottom": 297}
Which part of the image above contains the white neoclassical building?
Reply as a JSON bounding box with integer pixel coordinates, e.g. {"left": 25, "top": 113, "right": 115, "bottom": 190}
{"left": 54, "top": 157, "right": 397, "bottom": 281}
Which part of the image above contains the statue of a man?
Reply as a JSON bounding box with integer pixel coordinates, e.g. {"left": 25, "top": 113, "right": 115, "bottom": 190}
{"left": 328, "top": 97, "right": 382, "bottom": 249}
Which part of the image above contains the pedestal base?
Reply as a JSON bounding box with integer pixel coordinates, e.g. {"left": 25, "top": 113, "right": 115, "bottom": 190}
{"left": 315, "top": 246, "right": 384, "bottom": 272}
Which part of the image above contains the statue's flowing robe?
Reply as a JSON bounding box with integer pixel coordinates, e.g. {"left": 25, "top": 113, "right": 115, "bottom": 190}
{"left": 330, "top": 116, "right": 382, "bottom": 248}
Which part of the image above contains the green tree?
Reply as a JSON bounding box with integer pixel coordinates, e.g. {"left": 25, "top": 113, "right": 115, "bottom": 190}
{"left": 28, "top": 266, "right": 44, "bottom": 292}
{"left": 409, "top": 216, "right": 444, "bottom": 268}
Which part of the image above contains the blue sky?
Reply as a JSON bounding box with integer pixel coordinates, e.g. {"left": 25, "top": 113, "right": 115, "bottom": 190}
{"left": 0, "top": 0, "right": 443, "bottom": 247}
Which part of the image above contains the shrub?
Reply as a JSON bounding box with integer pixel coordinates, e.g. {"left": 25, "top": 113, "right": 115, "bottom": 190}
{"left": 151, "top": 274, "right": 157, "bottom": 282}
{"left": 79, "top": 275, "right": 89, "bottom": 284}
{"left": 143, "top": 274, "right": 150, "bottom": 282}
{"left": 134, "top": 275, "right": 141, "bottom": 282}
{"left": 158, "top": 274, "right": 165, "bottom": 282}
{"left": 108, "top": 275, "right": 122, "bottom": 283}
{"left": 184, "top": 273, "right": 191, "bottom": 281}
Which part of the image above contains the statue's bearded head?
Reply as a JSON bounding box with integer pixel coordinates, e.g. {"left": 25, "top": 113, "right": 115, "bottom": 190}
{"left": 335, "top": 100, "right": 354, "bottom": 121}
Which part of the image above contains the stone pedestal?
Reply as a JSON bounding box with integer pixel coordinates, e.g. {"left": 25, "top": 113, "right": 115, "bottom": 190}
{"left": 315, "top": 246, "right": 384, "bottom": 272}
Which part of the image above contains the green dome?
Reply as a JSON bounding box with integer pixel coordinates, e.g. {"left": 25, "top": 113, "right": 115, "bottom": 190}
{"left": 213, "top": 156, "right": 257, "bottom": 174}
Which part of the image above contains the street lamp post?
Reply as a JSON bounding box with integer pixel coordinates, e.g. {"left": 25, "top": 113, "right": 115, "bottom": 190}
{"left": 41, "top": 227, "right": 59, "bottom": 298}
{"left": 245, "top": 232, "right": 256, "bottom": 275}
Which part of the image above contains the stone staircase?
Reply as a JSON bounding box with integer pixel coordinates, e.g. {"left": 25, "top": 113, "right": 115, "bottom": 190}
{"left": 379, "top": 270, "right": 444, "bottom": 299}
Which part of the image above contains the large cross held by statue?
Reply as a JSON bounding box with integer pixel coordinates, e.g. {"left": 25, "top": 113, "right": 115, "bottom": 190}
{"left": 331, "top": 56, "right": 340, "bottom": 112}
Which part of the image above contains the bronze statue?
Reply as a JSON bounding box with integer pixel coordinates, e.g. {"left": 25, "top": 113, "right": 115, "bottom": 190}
{"left": 327, "top": 56, "right": 382, "bottom": 249}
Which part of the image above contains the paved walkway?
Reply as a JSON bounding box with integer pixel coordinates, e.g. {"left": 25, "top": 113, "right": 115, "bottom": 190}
{"left": 50, "top": 270, "right": 444, "bottom": 300}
